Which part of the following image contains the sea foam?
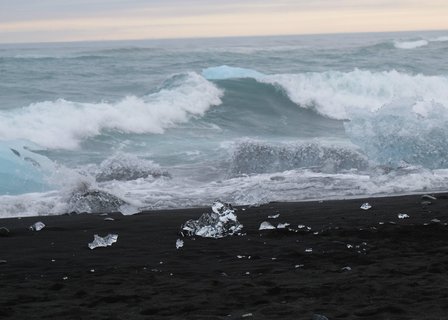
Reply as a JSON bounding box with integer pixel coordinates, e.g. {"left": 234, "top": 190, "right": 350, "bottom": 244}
{"left": 0, "top": 72, "right": 222, "bottom": 149}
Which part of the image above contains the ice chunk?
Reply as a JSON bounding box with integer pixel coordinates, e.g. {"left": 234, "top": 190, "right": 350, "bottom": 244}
{"left": 313, "top": 314, "right": 329, "bottom": 320}
{"left": 268, "top": 214, "right": 280, "bottom": 219}
{"left": 431, "top": 218, "right": 441, "bottom": 223}
{"left": 176, "top": 239, "right": 184, "bottom": 249}
{"left": 305, "top": 248, "right": 313, "bottom": 253}
{"left": 29, "top": 221, "right": 45, "bottom": 231}
{"left": 88, "top": 234, "right": 118, "bottom": 250}
{"left": 259, "top": 221, "right": 276, "bottom": 230}
{"left": 277, "top": 223, "right": 290, "bottom": 229}
{"left": 341, "top": 266, "right": 352, "bottom": 271}
{"left": 398, "top": 213, "right": 409, "bottom": 219}
{"left": 181, "top": 201, "right": 243, "bottom": 238}
{"left": 242, "top": 313, "right": 253, "bottom": 318}
{"left": 360, "top": 203, "right": 372, "bottom": 210}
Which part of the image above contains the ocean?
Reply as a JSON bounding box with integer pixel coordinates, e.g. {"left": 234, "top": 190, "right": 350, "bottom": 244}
{"left": 1, "top": 30, "right": 448, "bottom": 217}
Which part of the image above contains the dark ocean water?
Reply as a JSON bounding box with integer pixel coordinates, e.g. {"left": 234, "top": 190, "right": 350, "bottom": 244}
{"left": 1, "top": 31, "right": 448, "bottom": 217}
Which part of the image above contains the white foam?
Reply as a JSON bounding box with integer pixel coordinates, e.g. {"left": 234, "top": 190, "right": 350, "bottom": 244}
{"left": 203, "top": 66, "right": 448, "bottom": 121}
{"left": 0, "top": 72, "right": 222, "bottom": 149}
{"left": 394, "top": 40, "right": 429, "bottom": 49}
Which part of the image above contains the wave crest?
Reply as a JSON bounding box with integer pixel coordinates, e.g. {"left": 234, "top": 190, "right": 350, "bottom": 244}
{"left": 0, "top": 72, "right": 222, "bottom": 149}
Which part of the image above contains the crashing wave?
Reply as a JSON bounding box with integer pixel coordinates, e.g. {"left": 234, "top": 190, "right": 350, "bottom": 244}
{"left": 0, "top": 72, "right": 222, "bottom": 149}
{"left": 230, "top": 140, "right": 369, "bottom": 175}
{"left": 345, "top": 101, "right": 448, "bottom": 169}
{"left": 95, "top": 153, "right": 170, "bottom": 182}
{"left": 203, "top": 66, "right": 448, "bottom": 121}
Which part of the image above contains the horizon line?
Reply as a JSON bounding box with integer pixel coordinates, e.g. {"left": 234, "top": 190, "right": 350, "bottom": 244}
{"left": 1, "top": 28, "right": 447, "bottom": 47}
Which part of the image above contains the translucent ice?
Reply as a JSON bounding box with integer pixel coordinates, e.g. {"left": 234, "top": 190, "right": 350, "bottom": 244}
{"left": 29, "top": 221, "right": 45, "bottom": 231}
{"left": 181, "top": 201, "right": 243, "bottom": 238}
{"left": 259, "top": 221, "right": 276, "bottom": 230}
{"left": 88, "top": 234, "right": 118, "bottom": 249}
{"left": 360, "top": 203, "right": 372, "bottom": 210}
{"left": 176, "top": 239, "right": 184, "bottom": 249}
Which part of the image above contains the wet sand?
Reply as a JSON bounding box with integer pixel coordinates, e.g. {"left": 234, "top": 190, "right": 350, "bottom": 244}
{"left": 1, "top": 193, "right": 448, "bottom": 319}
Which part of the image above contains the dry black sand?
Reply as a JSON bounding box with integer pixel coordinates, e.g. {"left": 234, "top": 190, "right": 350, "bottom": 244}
{"left": 1, "top": 194, "right": 448, "bottom": 319}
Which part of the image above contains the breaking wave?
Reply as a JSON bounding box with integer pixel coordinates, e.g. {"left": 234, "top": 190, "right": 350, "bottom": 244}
{"left": 0, "top": 72, "right": 222, "bottom": 149}
{"left": 229, "top": 139, "right": 369, "bottom": 175}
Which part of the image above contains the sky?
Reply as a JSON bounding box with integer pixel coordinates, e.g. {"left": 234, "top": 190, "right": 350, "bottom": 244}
{"left": 0, "top": 0, "right": 448, "bottom": 43}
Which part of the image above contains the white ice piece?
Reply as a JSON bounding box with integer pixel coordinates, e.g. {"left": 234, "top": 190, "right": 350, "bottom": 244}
{"left": 398, "top": 213, "right": 409, "bottom": 219}
{"left": 259, "top": 221, "right": 276, "bottom": 230}
{"left": 277, "top": 223, "right": 290, "bottom": 229}
{"left": 176, "top": 239, "right": 184, "bottom": 249}
{"left": 360, "top": 203, "right": 372, "bottom": 210}
{"left": 268, "top": 214, "right": 280, "bottom": 219}
{"left": 29, "top": 221, "right": 45, "bottom": 231}
{"left": 305, "top": 248, "right": 313, "bottom": 253}
{"left": 88, "top": 234, "right": 118, "bottom": 250}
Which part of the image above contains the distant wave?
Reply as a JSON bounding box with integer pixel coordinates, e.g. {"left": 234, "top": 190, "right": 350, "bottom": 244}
{"left": 394, "top": 40, "right": 429, "bottom": 49}
{"left": 0, "top": 72, "right": 222, "bottom": 149}
{"left": 393, "top": 36, "right": 448, "bottom": 49}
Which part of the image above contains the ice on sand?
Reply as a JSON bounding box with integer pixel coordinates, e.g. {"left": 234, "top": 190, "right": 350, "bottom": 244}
{"left": 360, "top": 203, "right": 372, "bottom": 210}
{"left": 29, "top": 221, "right": 45, "bottom": 231}
{"left": 176, "top": 239, "right": 184, "bottom": 249}
{"left": 181, "top": 201, "right": 243, "bottom": 238}
{"left": 259, "top": 221, "right": 276, "bottom": 230}
{"left": 88, "top": 234, "right": 118, "bottom": 249}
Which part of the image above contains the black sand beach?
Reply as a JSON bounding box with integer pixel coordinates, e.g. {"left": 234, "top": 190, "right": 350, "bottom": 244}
{"left": 1, "top": 194, "right": 448, "bottom": 319}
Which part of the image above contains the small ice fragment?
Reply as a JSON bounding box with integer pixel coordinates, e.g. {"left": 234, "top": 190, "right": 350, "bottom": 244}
{"left": 242, "top": 208, "right": 246, "bottom": 211}
{"left": 298, "top": 225, "right": 306, "bottom": 229}
{"left": 245, "top": 272, "right": 250, "bottom": 275}
{"left": 88, "top": 234, "right": 118, "bottom": 250}
{"left": 259, "top": 221, "right": 276, "bottom": 230}
{"left": 29, "top": 221, "right": 45, "bottom": 231}
{"left": 63, "top": 276, "right": 68, "bottom": 280}
{"left": 305, "top": 248, "right": 313, "bottom": 253}
{"left": 51, "top": 259, "right": 55, "bottom": 262}
{"left": 0, "top": 260, "right": 7, "bottom": 264}
{"left": 90, "top": 269, "right": 95, "bottom": 273}
{"left": 271, "top": 257, "right": 277, "bottom": 260}
{"left": 295, "top": 264, "right": 304, "bottom": 268}
{"left": 237, "top": 255, "right": 245, "bottom": 259}
{"left": 104, "top": 217, "right": 115, "bottom": 221}
{"left": 346, "top": 244, "right": 353, "bottom": 249}
{"left": 398, "top": 213, "right": 409, "bottom": 219}
{"left": 312, "top": 314, "right": 329, "bottom": 320}
{"left": 176, "top": 239, "right": 184, "bottom": 249}
{"left": 421, "top": 194, "right": 437, "bottom": 201}
{"left": 360, "top": 203, "right": 372, "bottom": 210}
{"left": 268, "top": 214, "right": 280, "bottom": 219}
{"left": 431, "top": 218, "right": 441, "bottom": 223}
{"left": 379, "top": 222, "right": 384, "bottom": 225}
{"left": 277, "top": 223, "right": 290, "bottom": 229}
{"left": 242, "top": 313, "right": 253, "bottom": 318}
{"left": 341, "top": 266, "right": 352, "bottom": 271}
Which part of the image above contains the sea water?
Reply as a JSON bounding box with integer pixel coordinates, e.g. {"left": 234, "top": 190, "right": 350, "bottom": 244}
{"left": 1, "top": 31, "right": 448, "bottom": 217}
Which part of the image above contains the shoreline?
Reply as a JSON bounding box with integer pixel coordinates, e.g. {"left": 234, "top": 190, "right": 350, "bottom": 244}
{"left": 1, "top": 192, "right": 448, "bottom": 319}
